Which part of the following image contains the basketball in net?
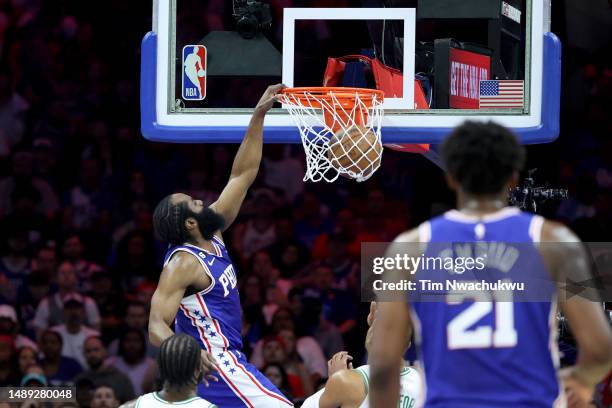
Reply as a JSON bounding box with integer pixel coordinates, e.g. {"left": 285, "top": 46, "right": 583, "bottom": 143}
{"left": 280, "top": 87, "right": 385, "bottom": 183}
{"left": 327, "top": 126, "right": 382, "bottom": 179}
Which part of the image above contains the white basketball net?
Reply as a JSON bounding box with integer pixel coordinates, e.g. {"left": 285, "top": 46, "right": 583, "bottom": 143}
{"left": 280, "top": 89, "right": 384, "bottom": 183}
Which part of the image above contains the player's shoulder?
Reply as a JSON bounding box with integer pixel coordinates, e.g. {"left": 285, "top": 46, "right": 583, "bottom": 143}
{"left": 326, "top": 367, "right": 367, "bottom": 395}
{"left": 539, "top": 218, "right": 581, "bottom": 243}
{"left": 159, "top": 250, "right": 202, "bottom": 286}
{"left": 164, "top": 249, "right": 201, "bottom": 272}
{"left": 393, "top": 227, "right": 420, "bottom": 244}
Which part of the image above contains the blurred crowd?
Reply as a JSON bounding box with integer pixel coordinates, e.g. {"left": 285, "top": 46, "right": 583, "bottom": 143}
{"left": 0, "top": 0, "right": 611, "bottom": 407}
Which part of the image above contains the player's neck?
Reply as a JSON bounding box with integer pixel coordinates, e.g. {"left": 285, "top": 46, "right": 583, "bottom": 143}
{"left": 187, "top": 237, "right": 215, "bottom": 252}
{"left": 457, "top": 192, "right": 508, "bottom": 216}
{"left": 158, "top": 387, "right": 197, "bottom": 403}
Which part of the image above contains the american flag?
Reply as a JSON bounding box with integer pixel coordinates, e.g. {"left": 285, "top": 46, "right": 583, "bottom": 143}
{"left": 479, "top": 80, "right": 524, "bottom": 108}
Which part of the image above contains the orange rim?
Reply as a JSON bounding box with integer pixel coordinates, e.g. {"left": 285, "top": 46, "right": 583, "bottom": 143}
{"left": 281, "top": 87, "right": 384, "bottom": 109}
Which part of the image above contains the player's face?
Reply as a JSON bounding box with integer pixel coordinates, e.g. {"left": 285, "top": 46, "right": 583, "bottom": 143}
{"left": 172, "top": 193, "right": 205, "bottom": 214}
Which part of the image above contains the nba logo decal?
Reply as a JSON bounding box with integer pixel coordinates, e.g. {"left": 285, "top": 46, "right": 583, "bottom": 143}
{"left": 182, "top": 45, "right": 207, "bottom": 100}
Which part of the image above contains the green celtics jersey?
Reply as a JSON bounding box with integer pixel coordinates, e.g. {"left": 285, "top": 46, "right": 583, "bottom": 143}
{"left": 354, "top": 364, "right": 422, "bottom": 408}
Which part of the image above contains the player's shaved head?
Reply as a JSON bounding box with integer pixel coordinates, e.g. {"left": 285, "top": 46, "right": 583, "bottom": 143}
{"left": 441, "top": 121, "right": 525, "bottom": 195}
{"left": 153, "top": 193, "right": 224, "bottom": 245}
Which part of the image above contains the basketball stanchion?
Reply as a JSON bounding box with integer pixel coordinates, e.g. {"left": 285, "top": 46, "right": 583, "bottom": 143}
{"left": 280, "top": 87, "right": 385, "bottom": 183}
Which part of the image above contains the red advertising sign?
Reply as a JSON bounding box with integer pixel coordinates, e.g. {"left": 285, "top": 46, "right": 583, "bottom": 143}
{"left": 449, "top": 48, "right": 491, "bottom": 109}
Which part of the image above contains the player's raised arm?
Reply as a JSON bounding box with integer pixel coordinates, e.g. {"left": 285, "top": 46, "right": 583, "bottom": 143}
{"left": 149, "top": 253, "right": 206, "bottom": 346}
{"left": 541, "top": 221, "right": 612, "bottom": 405}
{"left": 210, "top": 84, "right": 285, "bottom": 230}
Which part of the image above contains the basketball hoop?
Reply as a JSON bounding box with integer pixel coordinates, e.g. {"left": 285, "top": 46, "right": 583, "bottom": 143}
{"left": 280, "top": 87, "right": 385, "bottom": 183}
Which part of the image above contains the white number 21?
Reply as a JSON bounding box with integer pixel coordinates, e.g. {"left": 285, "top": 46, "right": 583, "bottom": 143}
{"left": 447, "top": 291, "right": 517, "bottom": 349}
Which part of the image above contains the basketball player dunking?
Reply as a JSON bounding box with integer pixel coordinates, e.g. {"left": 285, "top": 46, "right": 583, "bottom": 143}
{"left": 369, "top": 122, "right": 612, "bottom": 408}
{"left": 149, "top": 84, "right": 293, "bottom": 408}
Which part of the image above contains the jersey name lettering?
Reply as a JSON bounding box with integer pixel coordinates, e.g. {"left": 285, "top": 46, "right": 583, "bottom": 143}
{"left": 219, "top": 265, "right": 237, "bottom": 297}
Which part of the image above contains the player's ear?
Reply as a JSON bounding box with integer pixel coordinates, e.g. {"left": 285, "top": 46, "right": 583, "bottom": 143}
{"left": 184, "top": 217, "right": 197, "bottom": 231}
{"left": 445, "top": 173, "right": 459, "bottom": 192}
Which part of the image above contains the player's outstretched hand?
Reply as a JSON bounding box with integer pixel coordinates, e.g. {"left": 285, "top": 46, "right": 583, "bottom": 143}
{"left": 328, "top": 351, "right": 353, "bottom": 377}
{"left": 254, "top": 84, "right": 286, "bottom": 116}
{"left": 560, "top": 368, "right": 594, "bottom": 408}
{"left": 200, "top": 349, "right": 219, "bottom": 387}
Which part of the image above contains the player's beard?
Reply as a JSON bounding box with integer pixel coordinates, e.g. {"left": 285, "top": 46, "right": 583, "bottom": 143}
{"left": 185, "top": 206, "right": 225, "bottom": 241}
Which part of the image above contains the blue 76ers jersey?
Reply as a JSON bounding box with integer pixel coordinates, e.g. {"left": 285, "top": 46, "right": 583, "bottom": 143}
{"left": 411, "top": 208, "right": 563, "bottom": 408}
{"left": 164, "top": 237, "right": 242, "bottom": 351}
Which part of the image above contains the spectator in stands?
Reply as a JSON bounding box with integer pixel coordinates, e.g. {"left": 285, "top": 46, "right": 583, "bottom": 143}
{"left": 232, "top": 189, "right": 279, "bottom": 260}
{"left": 75, "top": 377, "right": 96, "bottom": 408}
{"left": 0, "top": 225, "right": 30, "bottom": 303}
{"left": 73, "top": 337, "right": 135, "bottom": 403}
{"left": 0, "top": 150, "right": 59, "bottom": 218}
{"left": 112, "top": 231, "right": 158, "bottom": 290}
{"left": 20, "top": 365, "right": 47, "bottom": 387}
{"left": 38, "top": 329, "right": 82, "bottom": 386}
{"left": 295, "top": 293, "right": 344, "bottom": 359}
{"left": 293, "top": 191, "right": 332, "bottom": 247}
{"left": 106, "top": 329, "right": 156, "bottom": 396}
{"left": 89, "top": 272, "right": 123, "bottom": 344}
{"left": 63, "top": 158, "right": 113, "bottom": 232}
{"left": 266, "top": 218, "right": 309, "bottom": 277}
{"left": 90, "top": 385, "right": 121, "bottom": 408}
{"left": 108, "top": 302, "right": 156, "bottom": 358}
{"left": 6, "top": 181, "right": 50, "bottom": 247}
{"left": 17, "top": 270, "right": 52, "bottom": 339}
{"left": 33, "top": 261, "right": 100, "bottom": 335}
{"left": 0, "top": 304, "right": 37, "bottom": 350}
{"left": 305, "top": 264, "right": 356, "bottom": 336}
{"left": 262, "top": 335, "right": 313, "bottom": 399}
{"left": 61, "top": 234, "right": 103, "bottom": 293}
{"left": 251, "top": 307, "right": 327, "bottom": 382}
{"left": 251, "top": 251, "right": 292, "bottom": 297}
{"left": 50, "top": 293, "right": 100, "bottom": 368}
{"left": 262, "top": 145, "right": 304, "bottom": 202}
{"left": 0, "top": 71, "right": 28, "bottom": 158}
{"left": 263, "top": 363, "right": 294, "bottom": 403}
{"left": 31, "top": 246, "right": 57, "bottom": 278}
{"left": 0, "top": 335, "right": 18, "bottom": 386}
{"left": 32, "top": 137, "right": 59, "bottom": 185}
{"left": 17, "top": 346, "right": 38, "bottom": 377}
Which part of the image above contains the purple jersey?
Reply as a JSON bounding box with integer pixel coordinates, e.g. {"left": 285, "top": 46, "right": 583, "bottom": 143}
{"left": 163, "top": 237, "right": 292, "bottom": 407}
{"left": 164, "top": 236, "right": 242, "bottom": 351}
{"left": 411, "top": 208, "right": 563, "bottom": 408}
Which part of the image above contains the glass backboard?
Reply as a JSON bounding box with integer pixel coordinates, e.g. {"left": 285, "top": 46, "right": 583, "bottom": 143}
{"left": 141, "top": 0, "right": 560, "bottom": 144}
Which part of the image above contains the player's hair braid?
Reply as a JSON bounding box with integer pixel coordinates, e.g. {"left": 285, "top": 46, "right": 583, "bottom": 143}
{"left": 158, "top": 334, "right": 201, "bottom": 389}
{"left": 153, "top": 195, "right": 187, "bottom": 245}
{"left": 441, "top": 121, "right": 525, "bottom": 194}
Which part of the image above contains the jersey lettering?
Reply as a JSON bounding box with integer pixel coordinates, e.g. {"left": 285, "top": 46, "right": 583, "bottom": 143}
{"left": 219, "top": 265, "right": 237, "bottom": 297}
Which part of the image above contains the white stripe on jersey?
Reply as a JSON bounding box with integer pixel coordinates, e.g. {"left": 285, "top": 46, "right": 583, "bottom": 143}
{"left": 135, "top": 392, "right": 216, "bottom": 407}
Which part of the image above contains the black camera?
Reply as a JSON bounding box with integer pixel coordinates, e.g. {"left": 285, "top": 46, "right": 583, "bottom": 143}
{"left": 509, "top": 169, "right": 568, "bottom": 213}
{"left": 233, "top": 0, "right": 272, "bottom": 39}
